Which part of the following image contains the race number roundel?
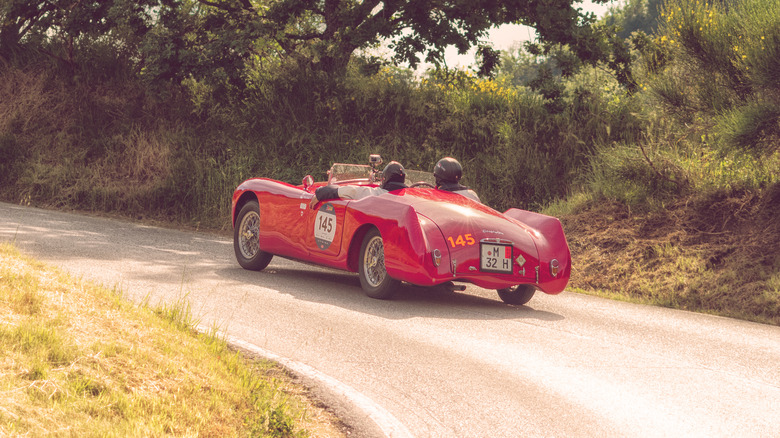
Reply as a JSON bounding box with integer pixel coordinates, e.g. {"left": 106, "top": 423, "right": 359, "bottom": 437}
{"left": 314, "top": 203, "right": 337, "bottom": 250}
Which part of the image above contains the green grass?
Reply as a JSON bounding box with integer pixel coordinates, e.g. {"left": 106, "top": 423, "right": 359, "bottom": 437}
{"left": 0, "top": 243, "right": 344, "bottom": 437}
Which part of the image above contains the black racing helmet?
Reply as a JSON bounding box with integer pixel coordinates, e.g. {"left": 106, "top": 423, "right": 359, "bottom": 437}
{"left": 433, "top": 157, "right": 463, "bottom": 185}
{"left": 381, "top": 161, "right": 406, "bottom": 189}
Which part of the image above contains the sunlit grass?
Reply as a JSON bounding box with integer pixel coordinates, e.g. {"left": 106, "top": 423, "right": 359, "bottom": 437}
{"left": 0, "top": 243, "right": 343, "bottom": 437}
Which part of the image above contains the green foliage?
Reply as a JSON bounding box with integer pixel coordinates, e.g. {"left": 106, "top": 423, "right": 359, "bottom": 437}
{"left": 139, "top": 0, "right": 274, "bottom": 96}
{"left": 0, "top": 0, "right": 159, "bottom": 65}
{"left": 2, "top": 0, "right": 643, "bottom": 109}
{"left": 583, "top": 0, "right": 780, "bottom": 211}
{"left": 682, "top": 149, "right": 780, "bottom": 194}
{"left": 602, "top": 0, "right": 665, "bottom": 39}
{"left": 1, "top": 42, "right": 647, "bottom": 223}
{"left": 648, "top": 0, "right": 780, "bottom": 155}
{"left": 0, "top": 133, "right": 24, "bottom": 185}
{"left": 258, "top": 0, "right": 620, "bottom": 75}
{"left": 587, "top": 143, "right": 687, "bottom": 206}
{"left": 496, "top": 47, "right": 553, "bottom": 87}
{"left": 715, "top": 99, "right": 780, "bottom": 154}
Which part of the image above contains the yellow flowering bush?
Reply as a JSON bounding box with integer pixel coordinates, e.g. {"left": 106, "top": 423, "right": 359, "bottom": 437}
{"left": 652, "top": 0, "right": 779, "bottom": 155}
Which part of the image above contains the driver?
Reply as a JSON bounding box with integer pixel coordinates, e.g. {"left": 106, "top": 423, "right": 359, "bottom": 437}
{"left": 433, "top": 157, "right": 480, "bottom": 202}
{"left": 309, "top": 161, "right": 408, "bottom": 209}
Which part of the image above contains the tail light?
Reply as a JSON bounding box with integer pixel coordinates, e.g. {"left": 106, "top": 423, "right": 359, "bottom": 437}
{"left": 432, "top": 249, "right": 442, "bottom": 267}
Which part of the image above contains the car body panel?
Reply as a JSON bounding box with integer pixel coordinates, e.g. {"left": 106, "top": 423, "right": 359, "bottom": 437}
{"left": 232, "top": 171, "right": 571, "bottom": 295}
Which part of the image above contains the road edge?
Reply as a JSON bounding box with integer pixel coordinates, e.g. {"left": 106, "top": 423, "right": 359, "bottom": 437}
{"left": 198, "top": 327, "right": 414, "bottom": 438}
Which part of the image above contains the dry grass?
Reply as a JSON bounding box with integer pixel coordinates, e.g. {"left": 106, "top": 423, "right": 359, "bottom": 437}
{"left": 562, "top": 185, "right": 780, "bottom": 325}
{"left": 0, "top": 243, "right": 347, "bottom": 437}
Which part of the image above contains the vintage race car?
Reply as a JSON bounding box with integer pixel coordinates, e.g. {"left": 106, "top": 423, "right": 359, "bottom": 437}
{"left": 232, "top": 155, "right": 570, "bottom": 305}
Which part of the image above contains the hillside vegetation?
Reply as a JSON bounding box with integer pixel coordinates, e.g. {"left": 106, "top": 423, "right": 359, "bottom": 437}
{"left": 1, "top": 0, "right": 778, "bottom": 324}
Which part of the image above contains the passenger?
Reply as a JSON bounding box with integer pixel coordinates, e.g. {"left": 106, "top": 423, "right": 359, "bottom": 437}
{"left": 309, "top": 161, "right": 408, "bottom": 209}
{"left": 433, "top": 157, "right": 481, "bottom": 202}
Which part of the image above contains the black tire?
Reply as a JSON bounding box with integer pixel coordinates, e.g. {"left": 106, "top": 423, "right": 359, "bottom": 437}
{"left": 497, "top": 284, "right": 536, "bottom": 305}
{"left": 234, "top": 200, "right": 273, "bottom": 271}
{"left": 358, "top": 228, "right": 400, "bottom": 299}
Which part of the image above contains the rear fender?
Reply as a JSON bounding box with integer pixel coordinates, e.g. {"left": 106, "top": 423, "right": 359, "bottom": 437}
{"left": 346, "top": 203, "right": 439, "bottom": 285}
{"left": 381, "top": 206, "right": 449, "bottom": 286}
{"left": 346, "top": 224, "right": 375, "bottom": 273}
{"left": 503, "top": 209, "right": 571, "bottom": 294}
{"left": 414, "top": 213, "right": 453, "bottom": 282}
{"left": 377, "top": 205, "right": 420, "bottom": 282}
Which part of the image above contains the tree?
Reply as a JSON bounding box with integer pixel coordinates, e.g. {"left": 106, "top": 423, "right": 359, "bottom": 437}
{"left": 601, "top": 0, "right": 664, "bottom": 40}
{"left": 497, "top": 45, "right": 558, "bottom": 87}
{"left": 0, "top": 0, "right": 159, "bottom": 64}
{"left": 0, "top": 1, "right": 66, "bottom": 59}
{"left": 2, "top": 0, "right": 634, "bottom": 94}
{"left": 193, "top": 0, "right": 624, "bottom": 78}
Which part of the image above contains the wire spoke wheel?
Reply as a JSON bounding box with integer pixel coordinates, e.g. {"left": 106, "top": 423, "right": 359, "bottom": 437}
{"left": 233, "top": 200, "right": 273, "bottom": 271}
{"left": 363, "top": 235, "right": 387, "bottom": 287}
{"left": 238, "top": 211, "right": 260, "bottom": 259}
{"left": 359, "top": 228, "right": 399, "bottom": 299}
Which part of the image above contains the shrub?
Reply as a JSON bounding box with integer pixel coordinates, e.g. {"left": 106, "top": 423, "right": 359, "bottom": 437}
{"left": 587, "top": 143, "right": 687, "bottom": 206}
{"left": 653, "top": 0, "right": 780, "bottom": 155}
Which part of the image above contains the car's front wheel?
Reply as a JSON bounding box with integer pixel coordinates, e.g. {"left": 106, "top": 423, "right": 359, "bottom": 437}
{"left": 234, "top": 200, "right": 273, "bottom": 271}
{"left": 359, "top": 228, "right": 400, "bottom": 299}
{"left": 497, "top": 284, "right": 536, "bottom": 305}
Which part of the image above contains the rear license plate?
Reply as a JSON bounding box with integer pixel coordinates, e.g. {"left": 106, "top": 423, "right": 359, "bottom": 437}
{"left": 480, "top": 243, "right": 513, "bottom": 274}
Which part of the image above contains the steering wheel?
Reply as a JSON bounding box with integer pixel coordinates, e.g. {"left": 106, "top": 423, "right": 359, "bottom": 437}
{"left": 410, "top": 181, "right": 435, "bottom": 188}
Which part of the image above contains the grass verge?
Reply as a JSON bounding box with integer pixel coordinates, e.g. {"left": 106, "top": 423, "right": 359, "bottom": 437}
{"left": 0, "top": 242, "right": 345, "bottom": 437}
{"left": 559, "top": 187, "right": 780, "bottom": 326}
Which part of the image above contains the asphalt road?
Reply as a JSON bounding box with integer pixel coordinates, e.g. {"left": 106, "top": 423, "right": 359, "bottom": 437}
{"left": 2, "top": 202, "right": 778, "bottom": 437}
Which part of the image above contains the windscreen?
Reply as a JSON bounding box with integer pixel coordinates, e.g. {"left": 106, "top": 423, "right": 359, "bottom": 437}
{"left": 327, "top": 163, "right": 436, "bottom": 187}
{"left": 406, "top": 170, "right": 436, "bottom": 186}
{"left": 328, "top": 164, "right": 373, "bottom": 184}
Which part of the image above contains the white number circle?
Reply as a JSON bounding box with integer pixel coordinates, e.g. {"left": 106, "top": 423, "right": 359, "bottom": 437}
{"left": 314, "top": 203, "right": 337, "bottom": 250}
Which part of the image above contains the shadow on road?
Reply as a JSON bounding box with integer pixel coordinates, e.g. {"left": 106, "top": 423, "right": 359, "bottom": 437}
{"left": 215, "top": 263, "right": 565, "bottom": 323}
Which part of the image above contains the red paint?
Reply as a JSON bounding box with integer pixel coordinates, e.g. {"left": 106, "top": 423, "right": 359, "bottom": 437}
{"left": 232, "top": 177, "right": 571, "bottom": 294}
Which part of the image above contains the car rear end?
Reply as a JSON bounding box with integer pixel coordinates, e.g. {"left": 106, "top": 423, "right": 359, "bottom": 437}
{"left": 387, "top": 192, "right": 570, "bottom": 295}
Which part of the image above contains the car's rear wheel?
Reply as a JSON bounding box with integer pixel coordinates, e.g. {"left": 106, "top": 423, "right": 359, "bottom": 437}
{"left": 497, "top": 284, "right": 536, "bottom": 305}
{"left": 359, "top": 228, "right": 400, "bottom": 299}
{"left": 234, "top": 200, "right": 273, "bottom": 271}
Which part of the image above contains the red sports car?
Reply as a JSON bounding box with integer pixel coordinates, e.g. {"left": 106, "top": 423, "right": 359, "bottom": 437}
{"left": 232, "top": 156, "right": 570, "bottom": 304}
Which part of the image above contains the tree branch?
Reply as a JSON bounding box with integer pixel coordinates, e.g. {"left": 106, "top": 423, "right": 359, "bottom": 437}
{"left": 196, "top": 0, "right": 253, "bottom": 13}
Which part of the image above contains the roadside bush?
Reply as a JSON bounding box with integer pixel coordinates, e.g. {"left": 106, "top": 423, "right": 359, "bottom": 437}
{"left": 714, "top": 98, "right": 780, "bottom": 155}
{"left": 587, "top": 143, "right": 687, "bottom": 206}
{"left": 0, "top": 133, "right": 24, "bottom": 185}
{"left": 0, "top": 36, "right": 652, "bottom": 221}
{"left": 653, "top": 0, "right": 780, "bottom": 155}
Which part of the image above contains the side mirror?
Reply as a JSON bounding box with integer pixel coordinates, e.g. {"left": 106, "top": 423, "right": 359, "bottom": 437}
{"left": 302, "top": 175, "right": 314, "bottom": 191}
{"left": 369, "top": 154, "right": 382, "bottom": 167}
